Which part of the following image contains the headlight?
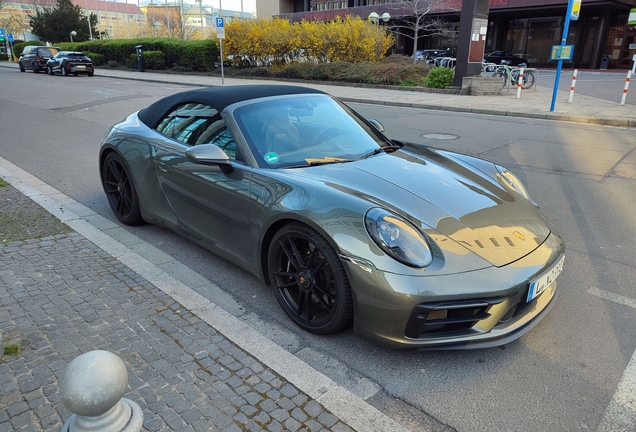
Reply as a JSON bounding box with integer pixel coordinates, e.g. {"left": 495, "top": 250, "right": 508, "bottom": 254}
{"left": 365, "top": 208, "right": 433, "bottom": 268}
{"left": 495, "top": 165, "right": 535, "bottom": 203}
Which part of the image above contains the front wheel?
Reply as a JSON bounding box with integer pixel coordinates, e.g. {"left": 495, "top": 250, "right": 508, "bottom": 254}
{"left": 19, "top": 62, "right": 25, "bottom": 72}
{"left": 48, "top": 65, "right": 54, "bottom": 75}
{"left": 101, "top": 153, "right": 144, "bottom": 225}
{"left": 267, "top": 223, "right": 353, "bottom": 334}
{"left": 61, "top": 67, "right": 67, "bottom": 77}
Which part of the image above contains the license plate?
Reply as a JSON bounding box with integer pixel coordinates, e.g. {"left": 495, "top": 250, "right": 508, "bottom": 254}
{"left": 77, "top": 65, "right": 86, "bottom": 69}
{"left": 527, "top": 255, "right": 565, "bottom": 302}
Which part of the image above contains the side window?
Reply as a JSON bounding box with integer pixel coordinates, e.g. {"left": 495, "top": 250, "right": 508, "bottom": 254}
{"left": 155, "top": 103, "right": 240, "bottom": 160}
{"left": 195, "top": 121, "right": 238, "bottom": 160}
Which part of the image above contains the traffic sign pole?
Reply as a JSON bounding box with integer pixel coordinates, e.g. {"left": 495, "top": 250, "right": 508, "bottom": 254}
{"left": 550, "top": 0, "right": 576, "bottom": 112}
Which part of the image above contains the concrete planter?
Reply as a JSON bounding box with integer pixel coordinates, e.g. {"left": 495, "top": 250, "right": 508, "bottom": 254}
{"left": 461, "top": 76, "right": 503, "bottom": 96}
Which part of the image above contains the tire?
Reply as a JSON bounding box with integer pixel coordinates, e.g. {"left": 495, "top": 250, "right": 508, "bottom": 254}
{"left": 48, "top": 65, "right": 54, "bottom": 75}
{"left": 267, "top": 223, "right": 353, "bottom": 334}
{"left": 19, "top": 62, "right": 25, "bottom": 72}
{"left": 521, "top": 71, "right": 535, "bottom": 89}
{"left": 101, "top": 152, "right": 144, "bottom": 225}
{"left": 61, "top": 67, "right": 67, "bottom": 77}
{"left": 32, "top": 63, "right": 39, "bottom": 73}
{"left": 73, "top": 73, "right": 78, "bottom": 76}
{"left": 87, "top": 73, "right": 94, "bottom": 77}
{"left": 493, "top": 72, "right": 508, "bottom": 88}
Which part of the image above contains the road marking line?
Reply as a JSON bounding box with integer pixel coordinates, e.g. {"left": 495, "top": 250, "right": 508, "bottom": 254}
{"left": 0, "top": 157, "right": 409, "bottom": 432}
{"left": 588, "top": 288, "right": 636, "bottom": 431}
{"left": 588, "top": 287, "right": 636, "bottom": 310}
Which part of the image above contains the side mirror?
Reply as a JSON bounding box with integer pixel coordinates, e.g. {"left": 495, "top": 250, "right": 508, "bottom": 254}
{"left": 368, "top": 119, "right": 385, "bottom": 133}
{"left": 185, "top": 144, "right": 232, "bottom": 167}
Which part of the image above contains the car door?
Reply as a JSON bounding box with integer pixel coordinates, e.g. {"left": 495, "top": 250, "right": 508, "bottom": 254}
{"left": 51, "top": 53, "right": 63, "bottom": 72}
{"left": 153, "top": 102, "right": 254, "bottom": 265}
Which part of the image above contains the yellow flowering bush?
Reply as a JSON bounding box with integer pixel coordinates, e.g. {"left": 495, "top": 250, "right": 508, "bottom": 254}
{"left": 225, "top": 15, "right": 394, "bottom": 66}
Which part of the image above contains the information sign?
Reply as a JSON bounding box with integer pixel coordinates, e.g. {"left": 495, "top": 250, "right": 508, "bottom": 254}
{"left": 550, "top": 45, "right": 574, "bottom": 61}
{"left": 0, "top": 28, "right": 5, "bottom": 42}
{"left": 570, "top": 0, "right": 581, "bottom": 21}
{"left": 7, "top": 34, "right": 14, "bottom": 43}
{"left": 216, "top": 17, "right": 225, "bottom": 39}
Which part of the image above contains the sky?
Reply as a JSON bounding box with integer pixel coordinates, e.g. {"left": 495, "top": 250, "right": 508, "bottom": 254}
{"left": 137, "top": 0, "right": 257, "bottom": 15}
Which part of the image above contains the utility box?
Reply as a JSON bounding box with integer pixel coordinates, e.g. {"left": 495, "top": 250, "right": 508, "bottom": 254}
{"left": 599, "top": 54, "right": 610, "bottom": 70}
{"left": 135, "top": 45, "right": 144, "bottom": 72}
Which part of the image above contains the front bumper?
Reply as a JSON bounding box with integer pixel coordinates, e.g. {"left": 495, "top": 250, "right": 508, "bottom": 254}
{"left": 346, "top": 231, "right": 564, "bottom": 349}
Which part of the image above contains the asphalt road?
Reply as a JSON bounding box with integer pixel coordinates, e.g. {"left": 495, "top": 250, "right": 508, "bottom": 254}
{"left": 534, "top": 70, "right": 634, "bottom": 105}
{"left": 1, "top": 67, "right": 635, "bottom": 432}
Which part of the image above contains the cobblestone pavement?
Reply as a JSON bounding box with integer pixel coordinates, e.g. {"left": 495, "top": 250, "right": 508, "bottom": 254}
{"left": 0, "top": 233, "right": 354, "bottom": 432}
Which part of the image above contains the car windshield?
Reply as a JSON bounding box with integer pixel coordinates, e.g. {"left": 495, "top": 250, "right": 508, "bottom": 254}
{"left": 232, "top": 95, "right": 392, "bottom": 168}
{"left": 68, "top": 53, "right": 86, "bottom": 59}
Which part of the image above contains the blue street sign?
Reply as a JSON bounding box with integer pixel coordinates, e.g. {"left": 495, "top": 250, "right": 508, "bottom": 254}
{"left": 216, "top": 17, "right": 224, "bottom": 28}
{"left": 0, "top": 28, "right": 5, "bottom": 42}
{"left": 7, "top": 34, "right": 14, "bottom": 43}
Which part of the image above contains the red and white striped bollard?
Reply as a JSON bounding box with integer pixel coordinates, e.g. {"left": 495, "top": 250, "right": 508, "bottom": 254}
{"left": 621, "top": 70, "right": 631, "bottom": 106}
{"left": 516, "top": 67, "right": 524, "bottom": 99}
{"left": 568, "top": 69, "right": 578, "bottom": 103}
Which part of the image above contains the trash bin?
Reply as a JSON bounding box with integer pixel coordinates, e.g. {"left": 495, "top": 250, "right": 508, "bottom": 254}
{"left": 599, "top": 54, "right": 610, "bottom": 70}
{"left": 135, "top": 45, "right": 144, "bottom": 72}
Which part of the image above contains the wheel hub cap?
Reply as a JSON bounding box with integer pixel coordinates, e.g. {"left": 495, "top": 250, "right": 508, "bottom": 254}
{"left": 117, "top": 182, "right": 123, "bottom": 194}
{"left": 297, "top": 270, "right": 312, "bottom": 291}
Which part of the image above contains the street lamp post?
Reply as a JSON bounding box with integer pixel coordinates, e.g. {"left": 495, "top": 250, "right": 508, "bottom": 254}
{"left": 70, "top": 30, "right": 77, "bottom": 42}
{"left": 153, "top": 21, "right": 161, "bottom": 37}
{"left": 197, "top": 0, "right": 205, "bottom": 39}
{"left": 165, "top": 0, "right": 171, "bottom": 37}
{"left": 84, "top": 0, "right": 93, "bottom": 40}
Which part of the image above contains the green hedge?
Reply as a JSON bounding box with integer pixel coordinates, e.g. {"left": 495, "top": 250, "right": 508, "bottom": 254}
{"left": 128, "top": 50, "right": 165, "bottom": 69}
{"left": 425, "top": 67, "right": 454, "bottom": 89}
{"left": 86, "top": 52, "right": 105, "bottom": 66}
{"left": 55, "top": 38, "right": 219, "bottom": 71}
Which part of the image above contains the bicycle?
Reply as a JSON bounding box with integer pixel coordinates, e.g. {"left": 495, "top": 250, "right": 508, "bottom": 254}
{"left": 492, "top": 61, "right": 535, "bottom": 90}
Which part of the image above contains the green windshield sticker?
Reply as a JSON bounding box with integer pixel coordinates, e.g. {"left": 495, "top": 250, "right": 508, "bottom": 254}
{"left": 264, "top": 152, "right": 279, "bottom": 164}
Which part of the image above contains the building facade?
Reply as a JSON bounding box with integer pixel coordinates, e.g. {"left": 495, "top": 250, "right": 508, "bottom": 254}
{"left": 0, "top": 0, "right": 146, "bottom": 40}
{"left": 266, "top": 0, "right": 636, "bottom": 69}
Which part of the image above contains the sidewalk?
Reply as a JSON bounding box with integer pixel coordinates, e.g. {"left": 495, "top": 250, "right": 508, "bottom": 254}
{"left": 0, "top": 159, "right": 410, "bottom": 431}
{"left": 1, "top": 61, "right": 635, "bottom": 127}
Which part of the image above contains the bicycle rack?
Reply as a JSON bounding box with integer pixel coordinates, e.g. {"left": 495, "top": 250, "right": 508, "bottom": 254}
{"left": 482, "top": 63, "right": 539, "bottom": 92}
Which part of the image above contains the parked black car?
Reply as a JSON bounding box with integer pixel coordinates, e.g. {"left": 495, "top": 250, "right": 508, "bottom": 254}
{"left": 47, "top": 51, "right": 95, "bottom": 77}
{"left": 483, "top": 50, "right": 529, "bottom": 67}
{"left": 19, "top": 46, "right": 60, "bottom": 73}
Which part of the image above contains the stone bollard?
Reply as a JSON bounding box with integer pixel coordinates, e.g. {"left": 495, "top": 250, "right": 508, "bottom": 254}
{"left": 59, "top": 350, "right": 143, "bottom": 432}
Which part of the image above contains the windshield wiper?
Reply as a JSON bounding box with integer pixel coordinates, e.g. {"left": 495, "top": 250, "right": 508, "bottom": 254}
{"left": 361, "top": 148, "right": 385, "bottom": 159}
{"left": 284, "top": 157, "right": 355, "bottom": 168}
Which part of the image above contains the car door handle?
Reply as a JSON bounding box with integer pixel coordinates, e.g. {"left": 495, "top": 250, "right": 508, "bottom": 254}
{"left": 157, "top": 162, "right": 168, "bottom": 173}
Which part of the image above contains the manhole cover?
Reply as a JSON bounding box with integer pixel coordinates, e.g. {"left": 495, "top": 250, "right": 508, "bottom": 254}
{"left": 422, "top": 133, "right": 459, "bottom": 140}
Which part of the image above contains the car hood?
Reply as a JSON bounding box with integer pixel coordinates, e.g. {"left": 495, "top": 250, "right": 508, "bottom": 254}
{"left": 288, "top": 149, "right": 550, "bottom": 267}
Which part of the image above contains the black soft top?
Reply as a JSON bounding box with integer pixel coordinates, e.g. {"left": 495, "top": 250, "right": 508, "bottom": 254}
{"left": 137, "top": 84, "right": 325, "bottom": 128}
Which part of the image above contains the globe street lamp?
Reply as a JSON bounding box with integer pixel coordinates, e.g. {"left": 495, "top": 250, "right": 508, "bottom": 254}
{"left": 70, "top": 30, "right": 77, "bottom": 42}
{"left": 368, "top": 12, "right": 390, "bottom": 27}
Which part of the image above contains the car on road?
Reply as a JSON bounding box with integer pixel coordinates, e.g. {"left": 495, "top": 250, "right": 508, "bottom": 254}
{"left": 483, "top": 50, "right": 529, "bottom": 67}
{"left": 46, "top": 51, "right": 95, "bottom": 77}
{"left": 99, "top": 85, "right": 565, "bottom": 349}
{"left": 18, "top": 45, "right": 60, "bottom": 73}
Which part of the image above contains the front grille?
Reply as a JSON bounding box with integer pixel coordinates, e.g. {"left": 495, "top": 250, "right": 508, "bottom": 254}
{"left": 405, "top": 297, "right": 505, "bottom": 339}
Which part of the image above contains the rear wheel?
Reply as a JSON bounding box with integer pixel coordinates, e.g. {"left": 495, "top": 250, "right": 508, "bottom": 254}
{"left": 19, "top": 62, "right": 25, "bottom": 72}
{"left": 102, "top": 153, "right": 144, "bottom": 225}
{"left": 521, "top": 71, "right": 535, "bottom": 89}
{"left": 267, "top": 223, "right": 353, "bottom": 334}
{"left": 87, "top": 73, "right": 94, "bottom": 77}
{"left": 31, "top": 63, "right": 39, "bottom": 73}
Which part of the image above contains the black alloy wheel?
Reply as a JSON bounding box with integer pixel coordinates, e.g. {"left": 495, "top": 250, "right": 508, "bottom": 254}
{"left": 48, "top": 65, "right": 53, "bottom": 75}
{"left": 61, "top": 66, "right": 68, "bottom": 77}
{"left": 19, "top": 62, "right": 25, "bottom": 72}
{"left": 268, "top": 223, "right": 353, "bottom": 334}
{"left": 31, "top": 63, "right": 39, "bottom": 73}
{"left": 102, "top": 153, "right": 144, "bottom": 225}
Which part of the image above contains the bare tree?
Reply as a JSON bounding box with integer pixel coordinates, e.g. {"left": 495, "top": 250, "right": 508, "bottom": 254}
{"left": 388, "top": 0, "right": 459, "bottom": 63}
